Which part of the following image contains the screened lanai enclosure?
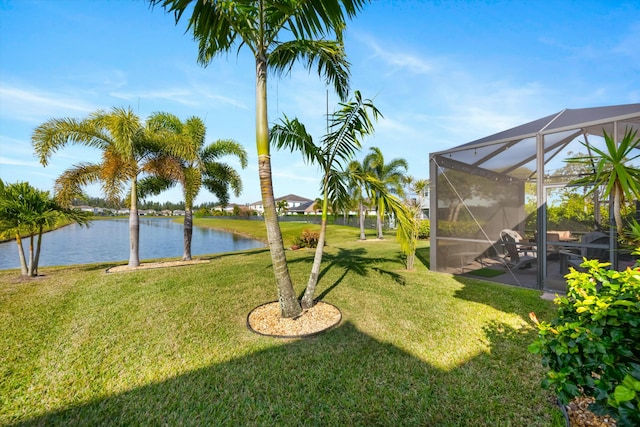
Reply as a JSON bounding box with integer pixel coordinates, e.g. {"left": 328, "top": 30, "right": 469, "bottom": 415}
{"left": 429, "top": 103, "right": 640, "bottom": 292}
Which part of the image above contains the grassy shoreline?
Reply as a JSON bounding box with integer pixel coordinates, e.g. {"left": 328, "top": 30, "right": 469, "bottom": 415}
{"left": 0, "top": 220, "right": 563, "bottom": 426}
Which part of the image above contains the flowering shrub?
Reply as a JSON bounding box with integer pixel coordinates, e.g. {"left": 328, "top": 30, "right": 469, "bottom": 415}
{"left": 292, "top": 229, "right": 321, "bottom": 249}
{"left": 529, "top": 255, "right": 640, "bottom": 426}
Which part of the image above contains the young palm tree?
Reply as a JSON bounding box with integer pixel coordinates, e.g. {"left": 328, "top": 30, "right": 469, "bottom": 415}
{"left": 141, "top": 113, "right": 248, "bottom": 260}
{"left": 32, "top": 107, "right": 170, "bottom": 267}
{"left": 401, "top": 176, "right": 429, "bottom": 270}
{"left": 346, "top": 160, "right": 369, "bottom": 240}
{"left": 152, "top": 0, "right": 369, "bottom": 318}
{"left": 271, "top": 91, "right": 381, "bottom": 308}
{"left": 363, "top": 147, "right": 409, "bottom": 239}
{"left": 276, "top": 200, "right": 289, "bottom": 216}
{"left": 566, "top": 128, "right": 640, "bottom": 242}
{"left": 0, "top": 180, "right": 90, "bottom": 276}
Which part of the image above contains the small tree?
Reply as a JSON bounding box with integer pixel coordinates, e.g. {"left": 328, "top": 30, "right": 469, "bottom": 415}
{"left": 276, "top": 200, "right": 289, "bottom": 216}
{"left": 346, "top": 160, "right": 369, "bottom": 240}
{"left": 363, "top": 147, "right": 408, "bottom": 239}
{"left": 566, "top": 128, "right": 640, "bottom": 243}
{"left": 401, "top": 176, "right": 429, "bottom": 270}
{"left": 140, "top": 113, "right": 247, "bottom": 260}
{"left": 0, "top": 180, "right": 90, "bottom": 276}
{"left": 271, "top": 91, "right": 381, "bottom": 308}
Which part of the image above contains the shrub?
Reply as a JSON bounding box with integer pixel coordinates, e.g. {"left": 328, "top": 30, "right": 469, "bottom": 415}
{"left": 418, "top": 219, "right": 430, "bottom": 239}
{"left": 437, "top": 220, "right": 479, "bottom": 237}
{"left": 292, "top": 229, "right": 321, "bottom": 249}
{"left": 528, "top": 257, "right": 640, "bottom": 426}
{"left": 194, "top": 208, "right": 210, "bottom": 218}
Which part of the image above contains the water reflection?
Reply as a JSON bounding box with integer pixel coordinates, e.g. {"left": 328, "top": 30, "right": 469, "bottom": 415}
{"left": 0, "top": 218, "right": 264, "bottom": 270}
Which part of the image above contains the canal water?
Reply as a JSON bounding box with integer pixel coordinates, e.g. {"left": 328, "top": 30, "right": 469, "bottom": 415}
{"left": 0, "top": 218, "right": 265, "bottom": 270}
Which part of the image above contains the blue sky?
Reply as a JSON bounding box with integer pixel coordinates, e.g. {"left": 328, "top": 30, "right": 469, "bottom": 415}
{"left": 1, "top": 0, "right": 639, "bottom": 206}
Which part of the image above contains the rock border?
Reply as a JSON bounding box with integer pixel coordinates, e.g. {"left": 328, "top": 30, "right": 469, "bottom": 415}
{"left": 105, "top": 259, "right": 210, "bottom": 273}
{"left": 246, "top": 300, "right": 342, "bottom": 338}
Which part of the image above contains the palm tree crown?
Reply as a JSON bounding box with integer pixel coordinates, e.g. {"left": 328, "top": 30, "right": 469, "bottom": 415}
{"left": 363, "top": 146, "right": 408, "bottom": 238}
{"left": 32, "top": 107, "right": 172, "bottom": 267}
{"left": 142, "top": 112, "right": 248, "bottom": 260}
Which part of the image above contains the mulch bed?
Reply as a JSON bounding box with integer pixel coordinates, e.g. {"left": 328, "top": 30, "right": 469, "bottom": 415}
{"left": 565, "top": 396, "right": 617, "bottom": 426}
{"left": 106, "top": 259, "right": 209, "bottom": 273}
{"left": 247, "top": 301, "right": 341, "bottom": 338}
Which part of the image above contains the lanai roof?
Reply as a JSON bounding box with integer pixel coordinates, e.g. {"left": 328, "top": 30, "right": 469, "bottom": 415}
{"left": 431, "top": 103, "right": 640, "bottom": 181}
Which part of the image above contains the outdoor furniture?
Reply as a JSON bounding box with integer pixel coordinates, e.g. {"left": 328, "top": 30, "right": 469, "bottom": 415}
{"left": 558, "top": 231, "right": 609, "bottom": 273}
{"left": 499, "top": 229, "right": 537, "bottom": 270}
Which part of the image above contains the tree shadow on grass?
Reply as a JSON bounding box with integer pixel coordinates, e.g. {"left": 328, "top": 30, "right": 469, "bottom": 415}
{"left": 452, "top": 275, "right": 555, "bottom": 319}
{"left": 11, "top": 321, "right": 562, "bottom": 427}
{"left": 286, "top": 247, "right": 406, "bottom": 300}
{"left": 415, "top": 247, "right": 430, "bottom": 269}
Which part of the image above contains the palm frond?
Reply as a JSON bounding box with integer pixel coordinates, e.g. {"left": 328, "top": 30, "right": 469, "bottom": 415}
{"left": 270, "top": 115, "right": 322, "bottom": 166}
{"left": 201, "top": 139, "right": 248, "bottom": 168}
{"left": 270, "top": 38, "right": 350, "bottom": 100}
{"left": 323, "top": 90, "right": 381, "bottom": 169}
{"left": 32, "top": 117, "right": 111, "bottom": 166}
{"left": 137, "top": 176, "right": 176, "bottom": 201}
{"left": 54, "top": 163, "right": 103, "bottom": 205}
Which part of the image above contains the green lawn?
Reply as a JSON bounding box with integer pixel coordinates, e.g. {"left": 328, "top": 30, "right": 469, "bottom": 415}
{"left": 0, "top": 219, "right": 564, "bottom": 426}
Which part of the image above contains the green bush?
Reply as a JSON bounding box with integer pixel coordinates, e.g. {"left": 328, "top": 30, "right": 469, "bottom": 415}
{"left": 194, "top": 208, "right": 210, "bottom": 218}
{"left": 437, "top": 220, "right": 479, "bottom": 237}
{"left": 529, "top": 257, "right": 640, "bottom": 426}
{"left": 292, "top": 229, "right": 321, "bottom": 249}
{"left": 418, "top": 219, "right": 430, "bottom": 239}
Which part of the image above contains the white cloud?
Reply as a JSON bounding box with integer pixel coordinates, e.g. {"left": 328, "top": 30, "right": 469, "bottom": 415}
{"left": 0, "top": 156, "right": 39, "bottom": 167}
{"left": 0, "top": 85, "right": 97, "bottom": 123}
{"left": 357, "top": 35, "right": 434, "bottom": 76}
{"left": 110, "top": 88, "right": 200, "bottom": 106}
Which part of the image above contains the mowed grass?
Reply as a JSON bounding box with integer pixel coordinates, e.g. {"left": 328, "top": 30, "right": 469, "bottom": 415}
{"left": 0, "top": 219, "right": 564, "bottom": 426}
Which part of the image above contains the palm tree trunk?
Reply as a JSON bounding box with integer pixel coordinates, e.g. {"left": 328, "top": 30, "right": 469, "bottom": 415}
{"left": 15, "top": 233, "right": 28, "bottom": 276}
{"left": 33, "top": 225, "right": 44, "bottom": 276}
{"left": 301, "top": 195, "right": 329, "bottom": 309}
{"left": 27, "top": 233, "right": 35, "bottom": 277}
{"left": 406, "top": 252, "right": 415, "bottom": 270}
{"left": 376, "top": 198, "right": 384, "bottom": 239}
{"left": 453, "top": 201, "right": 463, "bottom": 222}
{"left": 183, "top": 208, "right": 193, "bottom": 261}
{"left": 359, "top": 200, "right": 366, "bottom": 240}
{"left": 613, "top": 184, "right": 624, "bottom": 238}
{"left": 256, "top": 54, "right": 301, "bottom": 318}
{"left": 128, "top": 178, "right": 140, "bottom": 267}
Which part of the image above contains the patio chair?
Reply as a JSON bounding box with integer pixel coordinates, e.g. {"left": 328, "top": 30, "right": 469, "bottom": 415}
{"left": 499, "top": 229, "right": 537, "bottom": 270}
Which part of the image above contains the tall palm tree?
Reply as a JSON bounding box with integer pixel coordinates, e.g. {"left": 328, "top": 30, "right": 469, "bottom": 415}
{"left": 141, "top": 113, "right": 248, "bottom": 260}
{"left": 363, "top": 147, "right": 408, "bottom": 239}
{"left": 567, "top": 128, "right": 640, "bottom": 243}
{"left": 271, "top": 90, "right": 381, "bottom": 309}
{"left": 0, "top": 180, "right": 90, "bottom": 276}
{"left": 152, "top": 0, "right": 369, "bottom": 318}
{"left": 32, "top": 107, "right": 170, "bottom": 267}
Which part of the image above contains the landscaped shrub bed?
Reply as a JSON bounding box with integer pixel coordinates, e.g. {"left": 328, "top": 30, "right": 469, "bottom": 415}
{"left": 529, "top": 258, "right": 640, "bottom": 426}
